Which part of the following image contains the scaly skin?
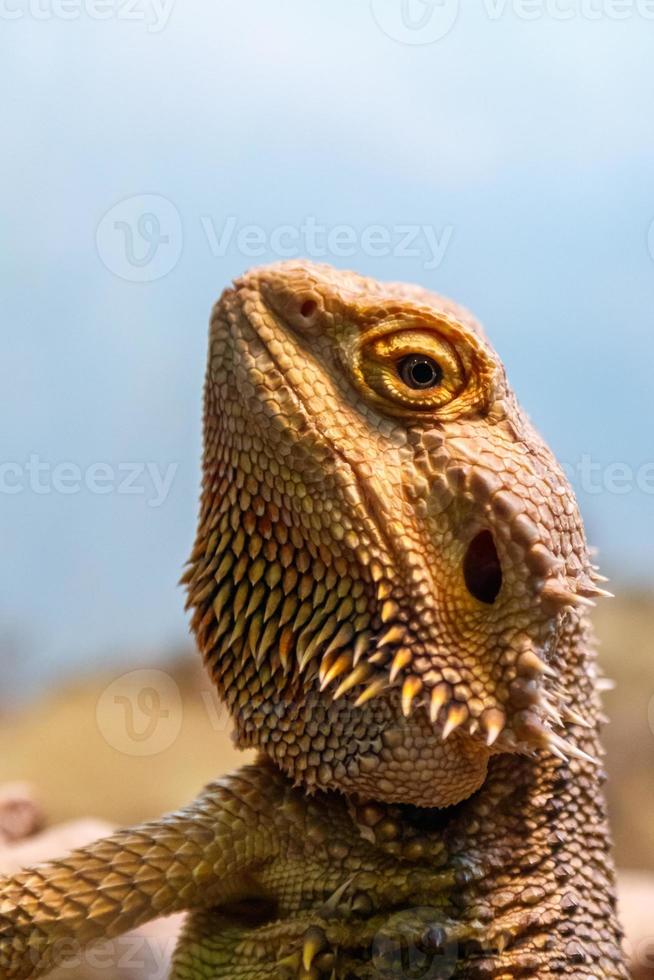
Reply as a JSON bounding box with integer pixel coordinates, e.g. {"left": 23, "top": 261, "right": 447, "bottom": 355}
{"left": 0, "top": 262, "right": 627, "bottom": 977}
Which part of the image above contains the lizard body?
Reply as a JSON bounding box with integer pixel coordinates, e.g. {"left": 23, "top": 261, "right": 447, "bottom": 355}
{"left": 0, "top": 262, "right": 626, "bottom": 977}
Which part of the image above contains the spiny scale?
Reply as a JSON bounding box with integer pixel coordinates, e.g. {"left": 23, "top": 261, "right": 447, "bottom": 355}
{"left": 315, "top": 626, "right": 580, "bottom": 758}
{"left": 377, "top": 624, "right": 406, "bottom": 648}
{"left": 354, "top": 678, "right": 388, "bottom": 707}
{"left": 430, "top": 683, "right": 450, "bottom": 723}
{"left": 319, "top": 653, "right": 351, "bottom": 689}
{"left": 352, "top": 631, "right": 371, "bottom": 666}
{"left": 442, "top": 703, "right": 469, "bottom": 740}
{"left": 515, "top": 711, "right": 600, "bottom": 766}
{"left": 333, "top": 663, "right": 373, "bottom": 699}
{"left": 546, "top": 732, "right": 600, "bottom": 766}
{"left": 401, "top": 675, "right": 423, "bottom": 717}
{"left": 562, "top": 705, "right": 593, "bottom": 729}
{"left": 516, "top": 648, "right": 556, "bottom": 679}
{"left": 481, "top": 708, "right": 506, "bottom": 747}
{"left": 543, "top": 571, "right": 615, "bottom": 607}
{"left": 540, "top": 577, "right": 596, "bottom": 609}
{"left": 389, "top": 647, "right": 412, "bottom": 682}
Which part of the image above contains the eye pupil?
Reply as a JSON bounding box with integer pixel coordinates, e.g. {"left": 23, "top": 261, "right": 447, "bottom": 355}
{"left": 398, "top": 355, "right": 443, "bottom": 390}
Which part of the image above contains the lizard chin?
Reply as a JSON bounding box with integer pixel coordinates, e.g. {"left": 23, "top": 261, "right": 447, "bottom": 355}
{"left": 234, "top": 687, "right": 491, "bottom": 809}
{"left": 339, "top": 723, "right": 491, "bottom": 809}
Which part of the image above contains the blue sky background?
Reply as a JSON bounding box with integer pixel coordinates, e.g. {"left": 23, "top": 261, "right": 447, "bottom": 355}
{"left": 1, "top": 0, "right": 653, "bottom": 699}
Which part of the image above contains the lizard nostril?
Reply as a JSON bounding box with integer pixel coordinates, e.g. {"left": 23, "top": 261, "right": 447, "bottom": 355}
{"left": 463, "top": 530, "right": 502, "bottom": 604}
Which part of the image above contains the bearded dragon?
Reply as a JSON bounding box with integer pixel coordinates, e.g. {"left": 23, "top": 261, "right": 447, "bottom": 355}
{"left": 0, "top": 262, "right": 627, "bottom": 978}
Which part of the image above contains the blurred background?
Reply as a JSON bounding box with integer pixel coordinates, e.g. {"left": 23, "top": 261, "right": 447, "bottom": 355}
{"left": 1, "top": 0, "right": 653, "bottom": 974}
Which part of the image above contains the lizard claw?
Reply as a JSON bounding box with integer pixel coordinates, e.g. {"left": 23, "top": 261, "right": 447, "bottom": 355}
{"left": 278, "top": 924, "right": 336, "bottom": 978}
{"left": 301, "top": 925, "right": 329, "bottom": 970}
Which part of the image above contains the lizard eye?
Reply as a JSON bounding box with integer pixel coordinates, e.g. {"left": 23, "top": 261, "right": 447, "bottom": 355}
{"left": 398, "top": 355, "right": 443, "bottom": 390}
{"left": 358, "top": 326, "right": 465, "bottom": 414}
{"left": 353, "top": 317, "right": 496, "bottom": 419}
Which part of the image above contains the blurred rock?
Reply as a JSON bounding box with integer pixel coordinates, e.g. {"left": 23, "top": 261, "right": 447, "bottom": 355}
{"left": 0, "top": 818, "right": 114, "bottom": 873}
{"left": 619, "top": 870, "right": 654, "bottom": 978}
{"left": 0, "top": 782, "right": 44, "bottom": 844}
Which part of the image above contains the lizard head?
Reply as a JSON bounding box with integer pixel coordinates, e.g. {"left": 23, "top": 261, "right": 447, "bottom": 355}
{"left": 186, "top": 261, "right": 609, "bottom": 807}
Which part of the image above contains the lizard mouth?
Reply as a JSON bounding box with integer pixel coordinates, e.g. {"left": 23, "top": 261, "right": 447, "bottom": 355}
{"left": 463, "top": 530, "right": 502, "bottom": 605}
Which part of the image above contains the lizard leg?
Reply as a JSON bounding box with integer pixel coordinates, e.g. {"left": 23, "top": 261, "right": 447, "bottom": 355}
{"left": 0, "top": 762, "right": 456, "bottom": 980}
{"left": 0, "top": 765, "right": 288, "bottom": 979}
{"left": 0, "top": 763, "right": 464, "bottom": 980}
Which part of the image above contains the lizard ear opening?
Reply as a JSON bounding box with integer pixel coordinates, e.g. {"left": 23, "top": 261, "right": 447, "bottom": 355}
{"left": 300, "top": 299, "right": 317, "bottom": 319}
{"left": 463, "top": 530, "right": 502, "bottom": 604}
